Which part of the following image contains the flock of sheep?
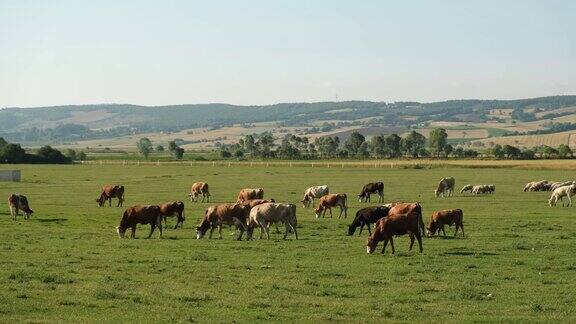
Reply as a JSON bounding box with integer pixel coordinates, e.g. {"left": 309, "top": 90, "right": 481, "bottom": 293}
{"left": 524, "top": 180, "right": 576, "bottom": 206}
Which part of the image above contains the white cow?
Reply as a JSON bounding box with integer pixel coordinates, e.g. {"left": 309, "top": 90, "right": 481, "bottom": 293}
{"left": 549, "top": 184, "right": 576, "bottom": 207}
{"left": 247, "top": 203, "right": 298, "bottom": 240}
{"left": 301, "top": 185, "right": 329, "bottom": 208}
{"left": 435, "top": 177, "right": 455, "bottom": 198}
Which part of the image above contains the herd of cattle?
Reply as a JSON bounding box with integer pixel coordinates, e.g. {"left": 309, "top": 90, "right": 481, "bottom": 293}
{"left": 6, "top": 176, "right": 575, "bottom": 254}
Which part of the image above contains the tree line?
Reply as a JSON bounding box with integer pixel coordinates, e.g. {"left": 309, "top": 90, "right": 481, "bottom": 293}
{"left": 0, "top": 137, "right": 85, "bottom": 164}
{"left": 215, "top": 128, "right": 573, "bottom": 160}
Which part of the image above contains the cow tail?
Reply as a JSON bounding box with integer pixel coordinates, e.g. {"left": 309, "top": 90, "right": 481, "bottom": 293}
{"left": 417, "top": 203, "right": 425, "bottom": 236}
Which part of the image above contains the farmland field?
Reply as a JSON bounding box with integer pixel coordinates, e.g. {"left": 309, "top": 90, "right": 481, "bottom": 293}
{"left": 0, "top": 163, "right": 575, "bottom": 322}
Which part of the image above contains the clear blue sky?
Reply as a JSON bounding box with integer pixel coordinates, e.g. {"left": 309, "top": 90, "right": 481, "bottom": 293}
{"left": 1, "top": 0, "right": 574, "bottom": 107}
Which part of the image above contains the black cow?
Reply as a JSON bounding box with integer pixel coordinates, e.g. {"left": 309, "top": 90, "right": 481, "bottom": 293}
{"left": 348, "top": 206, "right": 390, "bottom": 236}
{"left": 358, "top": 182, "right": 384, "bottom": 203}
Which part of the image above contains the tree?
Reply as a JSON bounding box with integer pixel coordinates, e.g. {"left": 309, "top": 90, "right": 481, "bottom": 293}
{"left": 36, "top": 146, "right": 71, "bottom": 164}
{"left": 383, "top": 134, "right": 401, "bottom": 158}
{"left": 502, "top": 145, "right": 521, "bottom": 159}
{"left": 0, "top": 143, "right": 28, "bottom": 163}
{"left": 174, "top": 147, "right": 185, "bottom": 160}
{"left": 137, "top": 138, "right": 153, "bottom": 159}
{"left": 343, "top": 131, "right": 366, "bottom": 158}
{"left": 401, "top": 131, "right": 426, "bottom": 158}
{"left": 156, "top": 145, "right": 165, "bottom": 152}
{"left": 558, "top": 144, "right": 572, "bottom": 158}
{"left": 429, "top": 128, "right": 448, "bottom": 157}
{"left": 168, "top": 141, "right": 178, "bottom": 153}
{"left": 243, "top": 135, "right": 257, "bottom": 157}
{"left": 277, "top": 138, "right": 300, "bottom": 159}
{"left": 256, "top": 132, "right": 275, "bottom": 158}
{"left": 370, "top": 135, "right": 385, "bottom": 158}
{"left": 64, "top": 149, "right": 77, "bottom": 161}
{"left": 77, "top": 151, "right": 87, "bottom": 161}
{"left": 314, "top": 136, "right": 339, "bottom": 158}
{"left": 491, "top": 144, "right": 504, "bottom": 159}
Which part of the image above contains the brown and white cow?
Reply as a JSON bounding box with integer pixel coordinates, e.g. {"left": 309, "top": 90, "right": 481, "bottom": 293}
{"left": 236, "top": 188, "right": 264, "bottom": 204}
{"left": 195, "top": 203, "right": 250, "bottom": 240}
{"left": 358, "top": 182, "right": 384, "bottom": 203}
{"left": 97, "top": 185, "right": 125, "bottom": 207}
{"left": 315, "top": 193, "right": 348, "bottom": 219}
{"left": 189, "top": 182, "right": 210, "bottom": 202}
{"left": 8, "top": 194, "right": 33, "bottom": 221}
{"left": 366, "top": 212, "right": 423, "bottom": 254}
{"left": 427, "top": 209, "right": 464, "bottom": 237}
{"left": 116, "top": 205, "right": 163, "bottom": 238}
{"left": 246, "top": 203, "right": 298, "bottom": 240}
{"left": 435, "top": 177, "right": 455, "bottom": 198}
{"left": 387, "top": 202, "right": 425, "bottom": 236}
{"left": 158, "top": 201, "right": 185, "bottom": 229}
{"left": 301, "top": 185, "right": 329, "bottom": 208}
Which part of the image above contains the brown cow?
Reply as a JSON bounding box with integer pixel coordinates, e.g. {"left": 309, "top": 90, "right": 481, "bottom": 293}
{"left": 236, "top": 188, "right": 264, "bottom": 203}
{"left": 158, "top": 201, "right": 185, "bottom": 229}
{"left": 315, "top": 193, "right": 348, "bottom": 219}
{"left": 8, "top": 194, "right": 34, "bottom": 221}
{"left": 387, "top": 202, "right": 425, "bottom": 236}
{"left": 116, "top": 205, "right": 162, "bottom": 238}
{"left": 97, "top": 185, "right": 125, "bottom": 207}
{"left": 189, "top": 182, "right": 210, "bottom": 202}
{"left": 427, "top": 209, "right": 464, "bottom": 237}
{"left": 241, "top": 199, "right": 276, "bottom": 208}
{"left": 195, "top": 203, "right": 250, "bottom": 240}
{"left": 366, "top": 213, "right": 423, "bottom": 254}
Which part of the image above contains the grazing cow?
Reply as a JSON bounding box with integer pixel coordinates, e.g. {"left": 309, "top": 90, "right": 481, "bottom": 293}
{"left": 301, "top": 185, "right": 329, "bottom": 208}
{"left": 487, "top": 184, "right": 495, "bottom": 194}
{"left": 97, "top": 185, "right": 125, "bottom": 207}
{"left": 189, "top": 182, "right": 210, "bottom": 202}
{"left": 366, "top": 213, "right": 423, "bottom": 254}
{"left": 236, "top": 188, "right": 264, "bottom": 204}
{"left": 387, "top": 202, "right": 425, "bottom": 236}
{"left": 116, "top": 205, "right": 163, "bottom": 238}
{"left": 435, "top": 177, "right": 455, "bottom": 198}
{"left": 460, "top": 184, "right": 473, "bottom": 194}
{"left": 158, "top": 201, "right": 185, "bottom": 229}
{"left": 247, "top": 203, "right": 298, "bottom": 240}
{"left": 315, "top": 193, "right": 348, "bottom": 219}
{"left": 358, "top": 182, "right": 384, "bottom": 203}
{"left": 471, "top": 185, "right": 489, "bottom": 195}
{"left": 195, "top": 203, "right": 250, "bottom": 240}
{"left": 347, "top": 206, "right": 390, "bottom": 236}
{"left": 8, "top": 194, "right": 33, "bottom": 221}
{"left": 427, "top": 209, "right": 464, "bottom": 237}
{"left": 549, "top": 184, "right": 576, "bottom": 207}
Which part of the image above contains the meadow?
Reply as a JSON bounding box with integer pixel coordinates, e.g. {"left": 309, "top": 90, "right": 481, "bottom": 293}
{"left": 0, "top": 163, "right": 575, "bottom": 322}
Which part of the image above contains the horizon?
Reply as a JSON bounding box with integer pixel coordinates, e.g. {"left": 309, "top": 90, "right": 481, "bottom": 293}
{"left": 1, "top": 1, "right": 575, "bottom": 108}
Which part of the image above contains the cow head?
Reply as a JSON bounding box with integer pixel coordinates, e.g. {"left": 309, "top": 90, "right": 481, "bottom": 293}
{"left": 314, "top": 206, "right": 323, "bottom": 219}
{"left": 116, "top": 226, "right": 126, "bottom": 238}
{"left": 96, "top": 195, "right": 105, "bottom": 207}
{"left": 434, "top": 189, "right": 441, "bottom": 198}
{"left": 19, "top": 196, "right": 33, "bottom": 214}
{"left": 301, "top": 195, "right": 311, "bottom": 208}
{"left": 195, "top": 226, "right": 205, "bottom": 239}
{"left": 347, "top": 225, "right": 356, "bottom": 236}
{"left": 366, "top": 237, "right": 377, "bottom": 254}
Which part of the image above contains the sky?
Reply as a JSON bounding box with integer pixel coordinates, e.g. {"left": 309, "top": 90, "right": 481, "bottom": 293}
{"left": 0, "top": 0, "right": 575, "bottom": 108}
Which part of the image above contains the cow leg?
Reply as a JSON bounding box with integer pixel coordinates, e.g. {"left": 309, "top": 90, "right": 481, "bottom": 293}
{"left": 290, "top": 220, "right": 298, "bottom": 240}
{"left": 283, "top": 222, "right": 290, "bottom": 239}
{"left": 442, "top": 226, "right": 447, "bottom": 237}
{"left": 568, "top": 195, "right": 572, "bottom": 207}
{"left": 381, "top": 238, "right": 388, "bottom": 254}
{"left": 359, "top": 223, "right": 364, "bottom": 236}
{"left": 218, "top": 225, "right": 223, "bottom": 239}
{"left": 367, "top": 223, "right": 372, "bottom": 236}
{"left": 260, "top": 219, "right": 270, "bottom": 240}
{"left": 409, "top": 233, "right": 415, "bottom": 251}
{"left": 328, "top": 207, "right": 333, "bottom": 218}
{"left": 131, "top": 227, "right": 136, "bottom": 238}
{"left": 158, "top": 221, "right": 163, "bottom": 238}
{"left": 460, "top": 223, "right": 465, "bottom": 237}
{"left": 108, "top": 197, "right": 112, "bottom": 207}
{"left": 209, "top": 226, "right": 215, "bottom": 239}
{"left": 416, "top": 233, "right": 423, "bottom": 253}
{"left": 148, "top": 224, "right": 156, "bottom": 238}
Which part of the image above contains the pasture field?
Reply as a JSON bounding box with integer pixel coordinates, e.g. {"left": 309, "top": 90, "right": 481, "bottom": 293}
{"left": 0, "top": 163, "right": 575, "bottom": 322}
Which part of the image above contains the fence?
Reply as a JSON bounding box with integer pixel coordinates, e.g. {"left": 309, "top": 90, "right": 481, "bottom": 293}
{"left": 0, "top": 170, "right": 21, "bottom": 182}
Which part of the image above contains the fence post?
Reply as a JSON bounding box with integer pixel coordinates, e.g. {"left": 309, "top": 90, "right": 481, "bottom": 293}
{"left": 137, "top": 161, "right": 140, "bottom": 166}
{"left": 157, "top": 160, "right": 160, "bottom": 166}
{"left": 212, "top": 161, "right": 215, "bottom": 167}
{"left": 312, "top": 162, "right": 314, "bottom": 168}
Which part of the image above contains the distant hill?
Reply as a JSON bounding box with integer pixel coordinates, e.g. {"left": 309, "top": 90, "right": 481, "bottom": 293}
{"left": 2, "top": 96, "right": 576, "bottom": 146}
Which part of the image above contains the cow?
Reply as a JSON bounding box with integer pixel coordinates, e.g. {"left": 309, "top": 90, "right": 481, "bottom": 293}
{"left": 347, "top": 206, "right": 390, "bottom": 236}
{"left": 358, "top": 182, "right": 384, "bottom": 203}
{"left": 97, "top": 185, "right": 125, "bottom": 207}
{"left": 189, "top": 182, "right": 210, "bottom": 202}
{"left": 195, "top": 203, "right": 250, "bottom": 240}
{"left": 246, "top": 203, "right": 298, "bottom": 240}
{"left": 387, "top": 202, "right": 425, "bottom": 236}
{"left": 315, "top": 193, "right": 348, "bottom": 219}
{"left": 8, "top": 194, "right": 33, "bottom": 221}
{"left": 366, "top": 212, "right": 423, "bottom": 254}
{"left": 435, "top": 177, "right": 455, "bottom": 198}
{"left": 236, "top": 188, "right": 264, "bottom": 204}
{"left": 301, "top": 185, "right": 329, "bottom": 208}
{"left": 471, "top": 185, "right": 489, "bottom": 195}
{"left": 549, "top": 184, "right": 576, "bottom": 207}
{"left": 487, "top": 184, "right": 495, "bottom": 194}
{"left": 116, "top": 205, "right": 163, "bottom": 238}
{"left": 427, "top": 209, "right": 464, "bottom": 237}
{"left": 460, "top": 184, "right": 473, "bottom": 194}
{"left": 158, "top": 201, "right": 185, "bottom": 229}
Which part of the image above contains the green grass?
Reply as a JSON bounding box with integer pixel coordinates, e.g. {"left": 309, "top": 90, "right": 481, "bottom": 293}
{"left": 486, "top": 127, "right": 512, "bottom": 137}
{"left": 0, "top": 164, "right": 575, "bottom": 322}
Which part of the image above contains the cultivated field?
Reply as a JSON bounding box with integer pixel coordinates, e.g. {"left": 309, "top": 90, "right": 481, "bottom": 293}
{"left": 0, "top": 163, "right": 575, "bottom": 322}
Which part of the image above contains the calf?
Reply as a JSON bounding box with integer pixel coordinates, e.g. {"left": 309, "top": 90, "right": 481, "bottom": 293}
{"left": 236, "top": 188, "right": 264, "bottom": 204}
{"left": 189, "top": 182, "right": 210, "bottom": 202}
{"left": 549, "top": 184, "right": 576, "bottom": 207}
{"left": 358, "top": 182, "right": 384, "bottom": 203}
{"left": 347, "top": 206, "right": 390, "bottom": 236}
{"left": 247, "top": 203, "right": 298, "bottom": 240}
{"left": 427, "top": 209, "right": 464, "bottom": 237}
{"left": 435, "top": 177, "right": 455, "bottom": 198}
{"left": 8, "top": 194, "right": 34, "bottom": 221}
{"left": 158, "top": 201, "right": 185, "bottom": 229}
{"left": 366, "top": 212, "right": 423, "bottom": 254}
{"left": 315, "top": 193, "right": 348, "bottom": 219}
{"left": 116, "top": 205, "right": 163, "bottom": 238}
{"left": 195, "top": 203, "right": 250, "bottom": 240}
{"left": 387, "top": 202, "right": 425, "bottom": 236}
{"left": 301, "top": 185, "right": 329, "bottom": 208}
{"left": 97, "top": 185, "right": 125, "bottom": 207}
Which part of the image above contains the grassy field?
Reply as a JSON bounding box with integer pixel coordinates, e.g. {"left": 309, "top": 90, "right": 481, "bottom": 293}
{"left": 0, "top": 163, "right": 575, "bottom": 322}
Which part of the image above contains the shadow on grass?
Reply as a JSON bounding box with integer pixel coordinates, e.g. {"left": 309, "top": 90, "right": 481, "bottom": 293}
{"left": 442, "top": 251, "right": 498, "bottom": 256}
{"left": 36, "top": 218, "right": 68, "bottom": 222}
